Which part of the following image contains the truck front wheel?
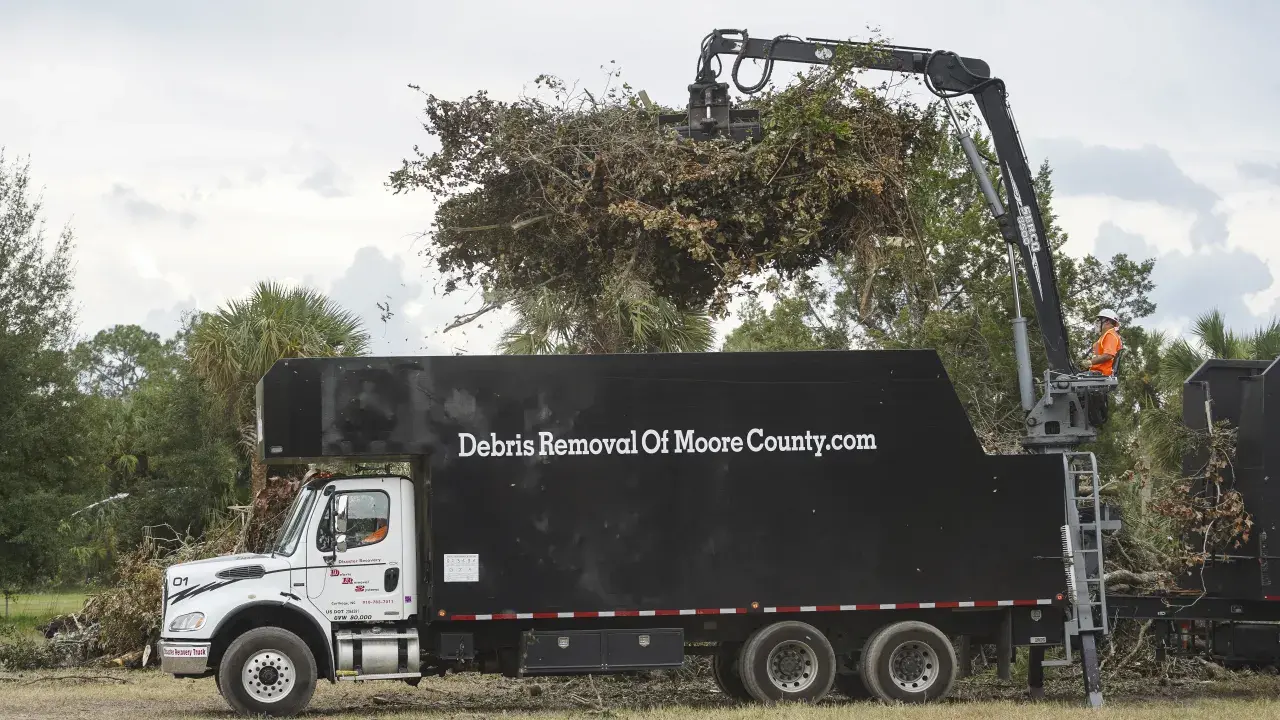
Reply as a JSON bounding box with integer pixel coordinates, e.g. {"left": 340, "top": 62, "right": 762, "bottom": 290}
{"left": 217, "top": 627, "right": 318, "bottom": 717}
{"left": 738, "top": 621, "right": 836, "bottom": 703}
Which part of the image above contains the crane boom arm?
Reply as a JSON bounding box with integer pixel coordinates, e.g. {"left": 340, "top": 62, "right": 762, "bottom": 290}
{"left": 669, "top": 30, "right": 1074, "bottom": 374}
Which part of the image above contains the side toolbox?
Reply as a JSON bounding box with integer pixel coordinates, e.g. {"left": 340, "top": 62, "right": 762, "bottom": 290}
{"left": 1212, "top": 622, "right": 1280, "bottom": 666}
{"left": 519, "top": 628, "right": 684, "bottom": 675}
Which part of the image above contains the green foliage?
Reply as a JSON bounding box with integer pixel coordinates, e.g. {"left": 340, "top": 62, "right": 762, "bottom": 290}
{"left": 0, "top": 152, "right": 99, "bottom": 596}
{"left": 1158, "top": 309, "right": 1280, "bottom": 393}
{"left": 60, "top": 320, "right": 239, "bottom": 578}
{"left": 70, "top": 324, "right": 176, "bottom": 397}
{"left": 390, "top": 56, "right": 930, "bottom": 316}
{"left": 499, "top": 280, "right": 714, "bottom": 355}
{"left": 1113, "top": 308, "right": 1280, "bottom": 492}
{"left": 721, "top": 280, "right": 846, "bottom": 353}
{"left": 714, "top": 103, "right": 1156, "bottom": 450}
{"left": 185, "top": 280, "right": 371, "bottom": 504}
{"left": 188, "top": 280, "right": 370, "bottom": 440}
{"left": 0, "top": 622, "right": 54, "bottom": 670}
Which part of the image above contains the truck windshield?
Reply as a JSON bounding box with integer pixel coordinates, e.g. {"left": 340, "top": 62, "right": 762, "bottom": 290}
{"left": 273, "top": 485, "right": 320, "bottom": 556}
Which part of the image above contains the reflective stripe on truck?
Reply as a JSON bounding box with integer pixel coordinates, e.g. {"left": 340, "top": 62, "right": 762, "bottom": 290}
{"left": 447, "top": 597, "right": 1057, "bottom": 621}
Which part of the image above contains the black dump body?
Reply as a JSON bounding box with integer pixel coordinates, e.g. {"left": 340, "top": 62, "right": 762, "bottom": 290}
{"left": 257, "top": 349, "right": 1067, "bottom": 616}
{"left": 1180, "top": 358, "right": 1280, "bottom": 599}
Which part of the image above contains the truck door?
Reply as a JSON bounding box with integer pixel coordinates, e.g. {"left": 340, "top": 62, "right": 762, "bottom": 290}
{"left": 307, "top": 479, "right": 406, "bottom": 623}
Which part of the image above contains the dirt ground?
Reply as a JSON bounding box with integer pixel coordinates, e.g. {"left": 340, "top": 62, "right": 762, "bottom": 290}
{"left": 4, "top": 667, "right": 1280, "bottom": 720}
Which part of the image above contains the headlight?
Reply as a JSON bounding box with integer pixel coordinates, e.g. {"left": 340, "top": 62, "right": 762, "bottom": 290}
{"left": 168, "top": 612, "right": 206, "bottom": 632}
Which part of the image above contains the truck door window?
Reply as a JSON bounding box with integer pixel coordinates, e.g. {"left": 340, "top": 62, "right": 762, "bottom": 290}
{"left": 317, "top": 490, "right": 390, "bottom": 552}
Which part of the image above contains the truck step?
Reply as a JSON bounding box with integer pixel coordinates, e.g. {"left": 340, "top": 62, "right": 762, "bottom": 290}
{"left": 337, "top": 672, "right": 424, "bottom": 681}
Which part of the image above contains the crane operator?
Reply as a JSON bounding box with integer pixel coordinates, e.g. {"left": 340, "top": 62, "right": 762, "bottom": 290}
{"left": 1084, "top": 309, "right": 1123, "bottom": 377}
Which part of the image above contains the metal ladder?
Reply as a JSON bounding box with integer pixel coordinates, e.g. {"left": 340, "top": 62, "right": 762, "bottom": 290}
{"left": 1041, "top": 451, "right": 1110, "bottom": 707}
{"left": 1066, "top": 451, "right": 1110, "bottom": 636}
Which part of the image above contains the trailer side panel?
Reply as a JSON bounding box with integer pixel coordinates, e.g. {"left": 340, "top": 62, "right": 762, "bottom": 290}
{"left": 259, "top": 351, "right": 1068, "bottom": 617}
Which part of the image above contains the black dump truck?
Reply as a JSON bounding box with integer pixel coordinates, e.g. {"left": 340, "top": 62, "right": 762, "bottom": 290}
{"left": 156, "top": 349, "right": 1099, "bottom": 716}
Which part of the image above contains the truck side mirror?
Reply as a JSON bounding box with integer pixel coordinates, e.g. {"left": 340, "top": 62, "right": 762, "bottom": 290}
{"left": 334, "top": 495, "right": 348, "bottom": 535}
{"left": 328, "top": 494, "right": 349, "bottom": 554}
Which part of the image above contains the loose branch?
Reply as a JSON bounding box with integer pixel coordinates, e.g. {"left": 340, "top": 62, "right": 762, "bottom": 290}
{"left": 21, "top": 675, "right": 128, "bottom": 685}
{"left": 444, "top": 213, "right": 552, "bottom": 235}
{"left": 442, "top": 300, "right": 506, "bottom": 333}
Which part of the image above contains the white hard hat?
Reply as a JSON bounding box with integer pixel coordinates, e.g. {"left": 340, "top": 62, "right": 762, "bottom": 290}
{"left": 1096, "top": 308, "right": 1119, "bottom": 323}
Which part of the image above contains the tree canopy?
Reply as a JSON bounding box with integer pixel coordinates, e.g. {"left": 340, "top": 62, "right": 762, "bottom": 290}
{"left": 0, "top": 152, "right": 97, "bottom": 596}
{"left": 188, "top": 281, "right": 371, "bottom": 495}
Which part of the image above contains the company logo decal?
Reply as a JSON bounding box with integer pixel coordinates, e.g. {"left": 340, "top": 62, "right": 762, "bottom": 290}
{"left": 459, "top": 429, "right": 877, "bottom": 459}
{"left": 169, "top": 578, "right": 243, "bottom": 605}
{"left": 1004, "top": 163, "right": 1045, "bottom": 300}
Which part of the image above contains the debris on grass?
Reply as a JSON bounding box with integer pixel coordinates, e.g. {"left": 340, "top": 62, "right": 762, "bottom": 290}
{"left": 2, "top": 475, "right": 304, "bottom": 671}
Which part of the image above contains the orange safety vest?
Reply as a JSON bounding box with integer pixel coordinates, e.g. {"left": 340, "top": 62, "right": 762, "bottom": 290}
{"left": 1090, "top": 326, "right": 1122, "bottom": 376}
{"left": 363, "top": 523, "right": 388, "bottom": 545}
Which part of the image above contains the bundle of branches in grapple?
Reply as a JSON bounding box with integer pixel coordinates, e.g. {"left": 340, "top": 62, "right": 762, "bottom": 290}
{"left": 389, "top": 53, "right": 934, "bottom": 316}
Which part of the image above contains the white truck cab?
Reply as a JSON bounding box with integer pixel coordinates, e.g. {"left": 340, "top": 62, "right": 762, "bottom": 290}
{"left": 158, "top": 473, "right": 419, "bottom": 715}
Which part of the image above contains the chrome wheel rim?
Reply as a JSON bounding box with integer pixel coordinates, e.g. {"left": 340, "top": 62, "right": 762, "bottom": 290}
{"left": 765, "top": 640, "right": 818, "bottom": 692}
{"left": 241, "top": 649, "right": 295, "bottom": 703}
{"left": 887, "top": 641, "right": 937, "bottom": 693}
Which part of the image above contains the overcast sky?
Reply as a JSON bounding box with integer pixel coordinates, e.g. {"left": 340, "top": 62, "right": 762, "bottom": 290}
{"left": 3, "top": 0, "right": 1277, "bottom": 355}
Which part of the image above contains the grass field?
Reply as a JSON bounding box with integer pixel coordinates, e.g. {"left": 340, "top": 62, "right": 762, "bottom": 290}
{"left": 4, "top": 667, "right": 1280, "bottom": 720}
{"left": 2, "top": 592, "right": 88, "bottom": 621}
{"left": 0, "top": 591, "right": 89, "bottom": 637}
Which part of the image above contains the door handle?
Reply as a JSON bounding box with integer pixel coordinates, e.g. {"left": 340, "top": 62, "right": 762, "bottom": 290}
{"left": 385, "top": 568, "right": 400, "bottom": 592}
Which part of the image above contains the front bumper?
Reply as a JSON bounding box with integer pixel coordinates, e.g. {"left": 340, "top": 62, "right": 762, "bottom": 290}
{"left": 159, "top": 640, "right": 212, "bottom": 676}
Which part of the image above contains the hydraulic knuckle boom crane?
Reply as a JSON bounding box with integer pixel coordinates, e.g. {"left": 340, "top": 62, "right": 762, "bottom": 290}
{"left": 661, "top": 29, "right": 1118, "bottom": 453}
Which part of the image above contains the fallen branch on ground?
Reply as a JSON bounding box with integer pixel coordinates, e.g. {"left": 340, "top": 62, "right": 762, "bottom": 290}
{"left": 20, "top": 675, "right": 128, "bottom": 685}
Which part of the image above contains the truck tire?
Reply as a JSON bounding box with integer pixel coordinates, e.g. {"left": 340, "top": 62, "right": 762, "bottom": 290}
{"left": 859, "top": 620, "right": 957, "bottom": 704}
{"left": 738, "top": 621, "right": 836, "bottom": 703}
{"left": 857, "top": 624, "right": 890, "bottom": 700}
{"left": 217, "top": 627, "right": 318, "bottom": 717}
{"left": 711, "top": 642, "right": 751, "bottom": 701}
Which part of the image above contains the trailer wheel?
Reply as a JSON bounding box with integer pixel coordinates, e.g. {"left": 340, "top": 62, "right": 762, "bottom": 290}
{"left": 738, "top": 621, "right": 836, "bottom": 703}
{"left": 711, "top": 642, "right": 751, "bottom": 701}
{"left": 860, "top": 621, "right": 956, "bottom": 704}
{"left": 217, "top": 627, "right": 317, "bottom": 717}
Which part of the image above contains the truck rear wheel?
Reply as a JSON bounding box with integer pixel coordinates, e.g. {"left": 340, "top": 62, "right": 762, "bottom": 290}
{"left": 859, "top": 620, "right": 956, "bottom": 704}
{"left": 711, "top": 642, "right": 751, "bottom": 701}
{"left": 738, "top": 621, "right": 835, "bottom": 703}
{"left": 217, "top": 627, "right": 317, "bottom": 717}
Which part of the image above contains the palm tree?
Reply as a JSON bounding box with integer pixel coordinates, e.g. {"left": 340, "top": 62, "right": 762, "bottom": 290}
{"left": 498, "top": 279, "right": 714, "bottom": 355}
{"left": 1132, "top": 309, "right": 1280, "bottom": 472}
{"left": 1159, "top": 309, "right": 1280, "bottom": 392}
{"left": 188, "top": 281, "right": 370, "bottom": 495}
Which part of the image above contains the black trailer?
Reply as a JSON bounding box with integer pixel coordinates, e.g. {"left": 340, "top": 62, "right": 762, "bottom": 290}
{"left": 258, "top": 348, "right": 1097, "bottom": 704}
{"left": 1105, "top": 357, "right": 1280, "bottom": 668}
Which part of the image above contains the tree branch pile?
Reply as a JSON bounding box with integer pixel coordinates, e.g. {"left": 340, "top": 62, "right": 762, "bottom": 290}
{"left": 16, "top": 474, "right": 306, "bottom": 669}
{"left": 1148, "top": 422, "right": 1252, "bottom": 570}
{"left": 389, "top": 49, "right": 932, "bottom": 316}
{"left": 1102, "top": 419, "right": 1253, "bottom": 594}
